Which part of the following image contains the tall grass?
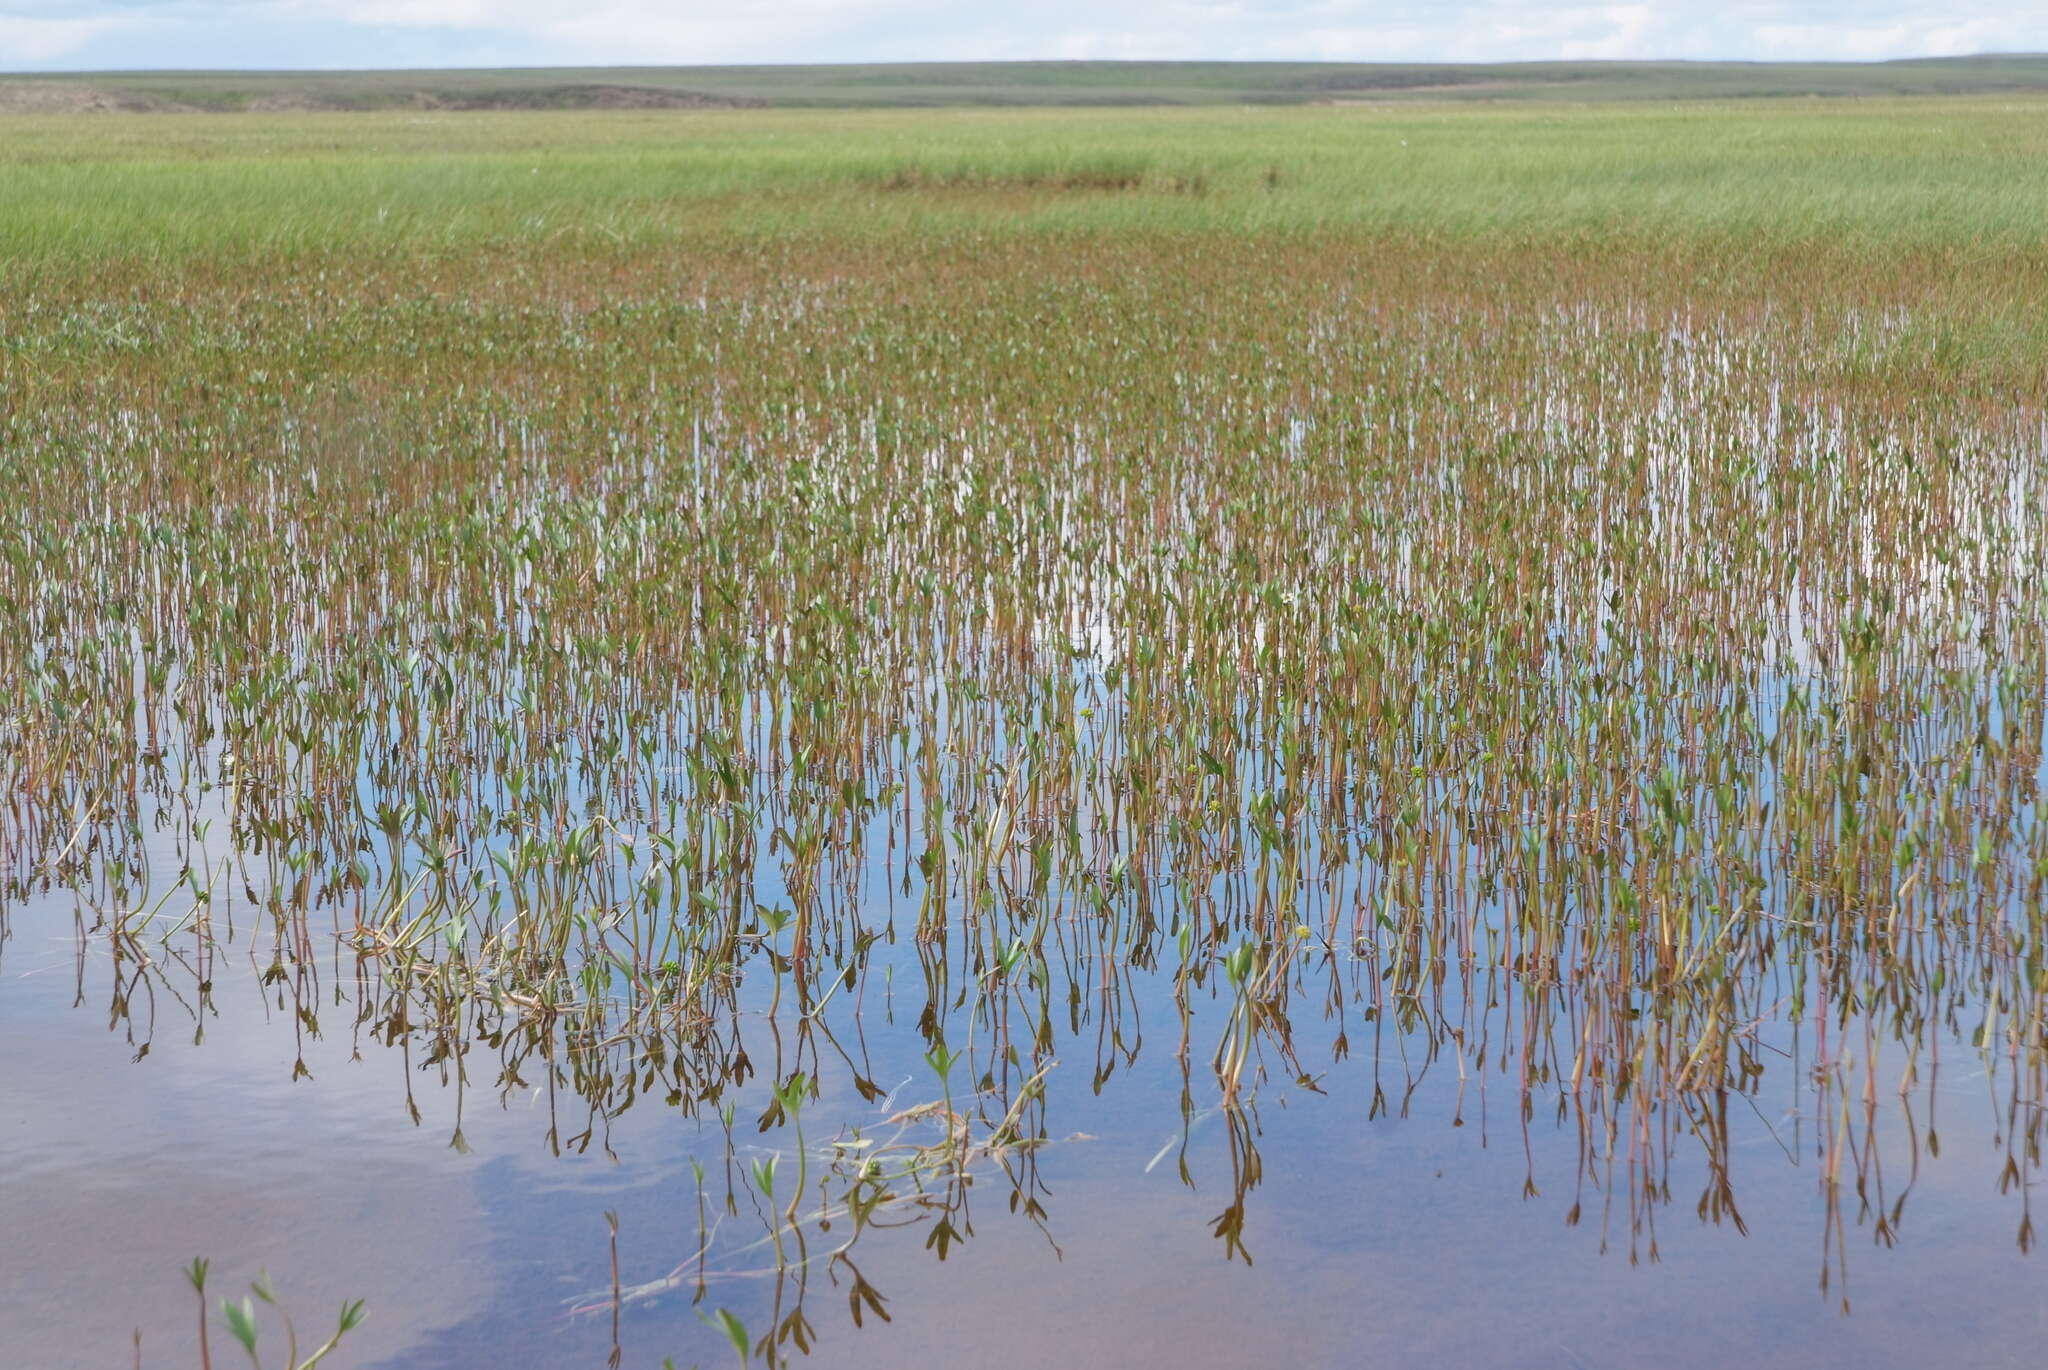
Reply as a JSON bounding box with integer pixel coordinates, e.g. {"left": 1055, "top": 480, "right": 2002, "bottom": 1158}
{"left": 6, "top": 100, "right": 2048, "bottom": 268}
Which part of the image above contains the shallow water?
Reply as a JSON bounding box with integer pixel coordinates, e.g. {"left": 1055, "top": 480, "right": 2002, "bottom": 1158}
{"left": 6, "top": 857, "right": 2046, "bottom": 1370}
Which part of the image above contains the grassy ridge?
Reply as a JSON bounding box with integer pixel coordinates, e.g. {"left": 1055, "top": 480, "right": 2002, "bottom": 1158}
{"left": 8, "top": 55, "right": 2048, "bottom": 111}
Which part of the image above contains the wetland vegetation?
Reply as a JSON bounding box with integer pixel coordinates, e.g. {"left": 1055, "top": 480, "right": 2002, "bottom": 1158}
{"left": 3, "top": 90, "right": 2048, "bottom": 1368}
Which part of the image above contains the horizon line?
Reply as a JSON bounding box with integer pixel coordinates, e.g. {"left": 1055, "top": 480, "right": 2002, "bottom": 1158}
{"left": 9, "top": 51, "right": 2048, "bottom": 79}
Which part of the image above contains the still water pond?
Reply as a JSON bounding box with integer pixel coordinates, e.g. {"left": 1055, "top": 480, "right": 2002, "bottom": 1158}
{"left": 5, "top": 779, "right": 2045, "bottom": 1370}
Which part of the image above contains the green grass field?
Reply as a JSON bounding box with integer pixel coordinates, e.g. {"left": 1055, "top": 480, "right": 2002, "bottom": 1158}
{"left": 8, "top": 96, "right": 2046, "bottom": 373}
{"left": 7, "top": 97, "right": 2048, "bottom": 258}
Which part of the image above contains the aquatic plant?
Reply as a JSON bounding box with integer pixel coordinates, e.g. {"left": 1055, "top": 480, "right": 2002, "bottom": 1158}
{"left": 6, "top": 99, "right": 2048, "bottom": 1363}
{"left": 179, "top": 1261, "right": 364, "bottom": 1370}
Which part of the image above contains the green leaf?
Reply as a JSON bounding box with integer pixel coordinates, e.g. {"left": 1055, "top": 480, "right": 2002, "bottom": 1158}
{"left": 774, "top": 1072, "right": 808, "bottom": 1114}
{"left": 700, "top": 1306, "right": 750, "bottom": 1361}
{"left": 222, "top": 1297, "right": 260, "bottom": 1357}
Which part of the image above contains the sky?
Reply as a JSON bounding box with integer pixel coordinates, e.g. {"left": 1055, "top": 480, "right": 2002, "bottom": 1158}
{"left": 1, "top": 2, "right": 2044, "bottom": 73}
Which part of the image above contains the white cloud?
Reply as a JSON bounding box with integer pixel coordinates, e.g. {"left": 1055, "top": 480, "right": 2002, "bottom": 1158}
{"left": 0, "top": 15, "right": 119, "bottom": 61}
{"left": 1752, "top": 16, "right": 2017, "bottom": 60}
{"left": 315, "top": 0, "right": 500, "bottom": 27}
{"left": 1557, "top": 6, "right": 1658, "bottom": 61}
{"left": 0, "top": 0, "right": 2043, "bottom": 71}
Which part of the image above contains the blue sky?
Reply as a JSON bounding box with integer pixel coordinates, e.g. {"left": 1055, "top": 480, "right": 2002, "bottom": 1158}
{"left": 2, "top": 2, "right": 2043, "bottom": 72}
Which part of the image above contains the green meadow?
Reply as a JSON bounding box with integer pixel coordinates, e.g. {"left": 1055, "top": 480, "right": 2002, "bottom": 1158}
{"left": 2, "top": 97, "right": 2048, "bottom": 255}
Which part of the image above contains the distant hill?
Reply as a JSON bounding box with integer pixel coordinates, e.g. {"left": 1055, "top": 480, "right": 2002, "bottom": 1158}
{"left": 6, "top": 56, "right": 2048, "bottom": 113}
